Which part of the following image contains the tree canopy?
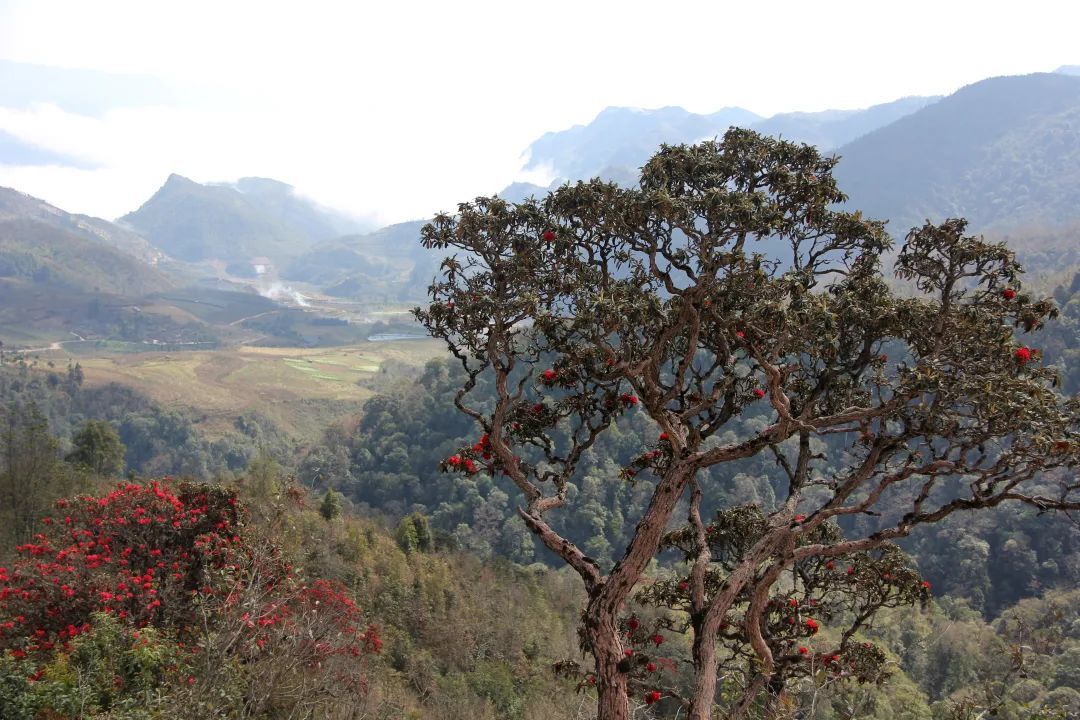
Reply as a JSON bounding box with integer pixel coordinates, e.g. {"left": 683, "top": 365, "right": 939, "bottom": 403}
{"left": 415, "top": 128, "right": 1080, "bottom": 719}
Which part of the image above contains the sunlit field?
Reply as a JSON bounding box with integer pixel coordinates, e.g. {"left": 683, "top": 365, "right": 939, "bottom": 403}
{"left": 65, "top": 340, "right": 444, "bottom": 438}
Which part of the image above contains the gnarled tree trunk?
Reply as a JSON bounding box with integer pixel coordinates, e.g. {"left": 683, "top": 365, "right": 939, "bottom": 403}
{"left": 586, "top": 602, "right": 631, "bottom": 720}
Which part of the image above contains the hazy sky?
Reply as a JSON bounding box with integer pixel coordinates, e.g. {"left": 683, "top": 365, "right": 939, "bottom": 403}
{"left": 0, "top": 0, "right": 1076, "bottom": 226}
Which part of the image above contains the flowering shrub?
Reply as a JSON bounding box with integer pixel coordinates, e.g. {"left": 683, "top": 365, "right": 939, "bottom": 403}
{"left": 0, "top": 612, "right": 184, "bottom": 720}
{"left": 0, "top": 481, "right": 380, "bottom": 717}
{"left": 0, "top": 480, "right": 242, "bottom": 660}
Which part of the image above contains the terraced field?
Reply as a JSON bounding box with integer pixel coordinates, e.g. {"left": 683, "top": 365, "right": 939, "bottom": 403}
{"left": 66, "top": 340, "right": 443, "bottom": 438}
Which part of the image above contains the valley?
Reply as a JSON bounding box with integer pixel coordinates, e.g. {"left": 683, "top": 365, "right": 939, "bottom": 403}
{"left": 1, "top": 56, "right": 1079, "bottom": 720}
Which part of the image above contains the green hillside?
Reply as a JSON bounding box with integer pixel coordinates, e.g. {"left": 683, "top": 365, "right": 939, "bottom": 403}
{"left": 284, "top": 220, "right": 438, "bottom": 300}
{"left": 0, "top": 186, "right": 164, "bottom": 264}
{"left": 834, "top": 73, "right": 1080, "bottom": 234}
{"left": 0, "top": 217, "right": 173, "bottom": 297}
{"left": 120, "top": 174, "right": 362, "bottom": 264}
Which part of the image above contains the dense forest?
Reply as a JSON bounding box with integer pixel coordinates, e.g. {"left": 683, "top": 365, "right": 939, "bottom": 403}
{"left": 285, "top": 264, "right": 1080, "bottom": 620}
{"left": 0, "top": 251, "right": 1075, "bottom": 720}
{"left": 1, "top": 432, "right": 1078, "bottom": 718}
{"left": 2, "top": 260, "right": 1078, "bottom": 718}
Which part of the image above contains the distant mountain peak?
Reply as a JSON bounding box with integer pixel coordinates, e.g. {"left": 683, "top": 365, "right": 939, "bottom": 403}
{"left": 162, "top": 173, "right": 198, "bottom": 188}
{"left": 123, "top": 175, "right": 368, "bottom": 264}
{"left": 519, "top": 97, "right": 938, "bottom": 185}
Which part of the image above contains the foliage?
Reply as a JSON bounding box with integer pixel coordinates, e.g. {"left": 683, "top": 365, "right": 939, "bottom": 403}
{"left": 0, "top": 400, "right": 86, "bottom": 548}
{"left": 66, "top": 419, "right": 126, "bottom": 476}
{"left": 0, "top": 480, "right": 381, "bottom": 718}
{"left": 395, "top": 511, "right": 434, "bottom": 554}
{"left": 0, "top": 361, "right": 291, "bottom": 482}
{"left": 319, "top": 488, "right": 342, "bottom": 520}
{"left": 415, "top": 129, "right": 1080, "bottom": 718}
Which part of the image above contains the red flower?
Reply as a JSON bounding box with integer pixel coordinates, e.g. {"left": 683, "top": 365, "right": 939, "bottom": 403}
{"left": 541, "top": 369, "right": 557, "bottom": 383}
{"left": 798, "top": 646, "right": 809, "bottom": 655}
{"left": 542, "top": 230, "right": 556, "bottom": 242}
{"left": 805, "top": 618, "right": 819, "bottom": 634}
{"left": 624, "top": 649, "right": 633, "bottom": 656}
{"left": 1014, "top": 346, "right": 1032, "bottom": 364}
{"left": 752, "top": 388, "right": 766, "bottom": 399}
{"left": 658, "top": 432, "right": 669, "bottom": 441}
{"left": 921, "top": 580, "right": 931, "bottom": 589}
{"left": 678, "top": 581, "right": 689, "bottom": 592}
{"left": 645, "top": 691, "right": 662, "bottom": 705}
{"left": 1002, "top": 288, "right": 1016, "bottom": 300}
{"left": 620, "top": 393, "right": 639, "bottom": 407}
{"left": 794, "top": 514, "right": 806, "bottom": 523}
{"left": 788, "top": 598, "right": 798, "bottom": 608}
{"left": 627, "top": 617, "right": 640, "bottom": 631}
{"left": 646, "top": 662, "right": 657, "bottom": 672}
{"left": 464, "top": 459, "right": 478, "bottom": 474}
{"left": 651, "top": 633, "right": 664, "bottom": 646}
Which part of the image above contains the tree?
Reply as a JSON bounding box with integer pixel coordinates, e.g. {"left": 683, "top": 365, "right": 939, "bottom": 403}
{"left": 395, "top": 511, "right": 434, "bottom": 554}
{"left": 0, "top": 402, "right": 81, "bottom": 548}
{"left": 0, "top": 481, "right": 381, "bottom": 718}
{"left": 320, "top": 488, "right": 343, "bottom": 520}
{"left": 415, "top": 129, "right": 1080, "bottom": 719}
{"left": 66, "top": 419, "right": 125, "bottom": 476}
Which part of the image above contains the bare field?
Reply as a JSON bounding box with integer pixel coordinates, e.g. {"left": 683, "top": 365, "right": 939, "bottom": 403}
{"left": 69, "top": 339, "right": 444, "bottom": 439}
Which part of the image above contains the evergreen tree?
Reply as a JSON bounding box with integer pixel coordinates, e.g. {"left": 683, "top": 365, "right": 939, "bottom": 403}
{"left": 0, "top": 402, "right": 81, "bottom": 547}
{"left": 319, "top": 489, "right": 343, "bottom": 521}
{"left": 66, "top": 419, "right": 125, "bottom": 476}
{"left": 416, "top": 129, "right": 1080, "bottom": 719}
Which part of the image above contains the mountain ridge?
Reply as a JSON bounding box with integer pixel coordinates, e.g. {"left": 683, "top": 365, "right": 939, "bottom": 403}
{"left": 120, "top": 174, "right": 368, "bottom": 265}
{"left": 833, "top": 72, "right": 1080, "bottom": 233}
{"left": 519, "top": 95, "right": 941, "bottom": 184}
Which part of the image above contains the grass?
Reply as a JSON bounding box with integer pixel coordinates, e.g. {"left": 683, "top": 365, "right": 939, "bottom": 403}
{"left": 66, "top": 340, "right": 444, "bottom": 440}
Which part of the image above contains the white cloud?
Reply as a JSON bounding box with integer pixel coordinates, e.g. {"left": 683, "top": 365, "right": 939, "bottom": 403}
{"left": 0, "top": 0, "right": 1077, "bottom": 223}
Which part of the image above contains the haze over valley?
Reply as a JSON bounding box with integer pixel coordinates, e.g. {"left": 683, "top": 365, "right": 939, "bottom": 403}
{"left": 1, "top": 4, "right": 1079, "bottom": 717}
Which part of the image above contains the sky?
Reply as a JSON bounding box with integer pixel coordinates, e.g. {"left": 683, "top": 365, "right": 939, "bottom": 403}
{"left": 0, "top": 0, "right": 1077, "bottom": 226}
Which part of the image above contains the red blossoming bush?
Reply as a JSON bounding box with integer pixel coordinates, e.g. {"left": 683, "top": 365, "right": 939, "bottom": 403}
{"left": 0, "top": 481, "right": 242, "bottom": 658}
{"left": 0, "top": 481, "right": 380, "bottom": 718}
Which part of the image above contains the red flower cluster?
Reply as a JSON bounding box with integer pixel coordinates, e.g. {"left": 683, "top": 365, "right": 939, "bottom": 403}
{"left": 752, "top": 387, "right": 766, "bottom": 399}
{"left": 1014, "top": 346, "right": 1033, "bottom": 364}
{"left": 0, "top": 481, "right": 244, "bottom": 662}
{"left": 445, "top": 434, "right": 497, "bottom": 475}
{"left": 542, "top": 230, "right": 556, "bottom": 242}
{"left": 1002, "top": 288, "right": 1016, "bottom": 300}
{"left": 644, "top": 690, "right": 661, "bottom": 705}
{"left": 620, "top": 393, "right": 639, "bottom": 407}
{"left": 446, "top": 455, "right": 478, "bottom": 474}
